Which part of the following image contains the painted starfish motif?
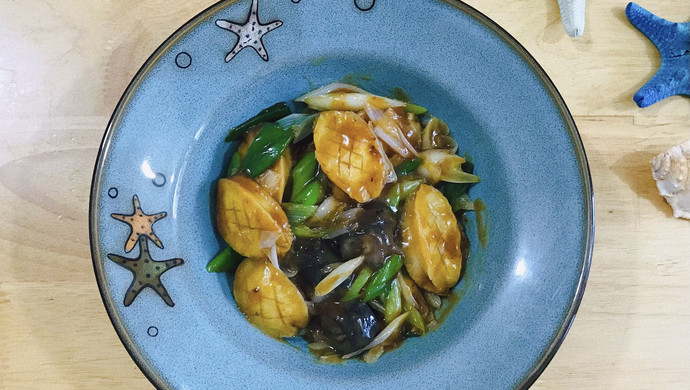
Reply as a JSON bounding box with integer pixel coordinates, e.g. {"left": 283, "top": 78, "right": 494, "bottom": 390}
{"left": 626, "top": 2, "right": 690, "bottom": 108}
{"left": 111, "top": 195, "right": 167, "bottom": 252}
{"left": 107, "top": 236, "right": 184, "bottom": 307}
{"left": 216, "top": 0, "right": 283, "bottom": 62}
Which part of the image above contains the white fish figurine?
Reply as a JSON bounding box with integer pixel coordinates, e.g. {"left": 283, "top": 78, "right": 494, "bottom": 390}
{"left": 651, "top": 140, "right": 690, "bottom": 220}
{"left": 557, "top": 0, "right": 586, "bottom": 37}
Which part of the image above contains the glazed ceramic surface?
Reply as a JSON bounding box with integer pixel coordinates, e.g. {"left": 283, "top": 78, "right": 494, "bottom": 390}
{"left": 90, "top": 0, "right": 593, "bottom": 388}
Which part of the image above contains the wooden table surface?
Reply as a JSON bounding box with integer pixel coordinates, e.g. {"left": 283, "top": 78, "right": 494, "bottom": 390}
{"left": 1, "top": 0, "right": 688, "bottom": 388}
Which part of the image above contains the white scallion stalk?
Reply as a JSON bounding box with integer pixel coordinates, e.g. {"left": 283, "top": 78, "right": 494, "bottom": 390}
{"left": 314, "top": 255, "right": 365, "bottom": 297}
{"left": 418, "top": 149, "right": 480, "bottom": 184}
{"left": 305, "top": 300, "right": 315, "bottom": 315}
{"left": 362, "top": 345, "right": 385, "bottom": 363}
{"left": 259, "top": 231, "right": 281, "bottom": 271}
{"left": 322, "top": 207, "right": 362, "bottom": 239}
{"left": 397, "top": 273, "right": 419, "bottom": 309}
{"left": 307, "top": 342, "right": 332, "bottom": 351}
{"left": 342, "top": 312, "right": 409, "bottom": 359}
{"left": 258, "top": 169, "right": 281, "bottom": 191}
{"left": 322, "top": 226, "right": 353, "bottom": 239}
{"left": 313, "top": 196, "right": 340, "bottom": 220}
{"left": 295, "top": 82, "right": 370, "bottom": 102}
{"left": 283, "top": 267, "right": 298, "bottom": 278}
{"left": 266, "top": 245, "right": 280, "bottom": 272}
{"left": 423, "top": 291, "right": 442, "bottom": 310}
{"left": 369, "top": 299, "right": 386, "bottom": 314}
{"left": 304, "top": 93, "right": 405, "bottom": 112}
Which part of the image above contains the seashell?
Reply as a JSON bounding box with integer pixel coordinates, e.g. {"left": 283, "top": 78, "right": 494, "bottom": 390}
{"left": 651, "top": 140, "right": 690, "bottom": 220}
{"left": 556, "top": 0, "right": 586, "bottom": 37}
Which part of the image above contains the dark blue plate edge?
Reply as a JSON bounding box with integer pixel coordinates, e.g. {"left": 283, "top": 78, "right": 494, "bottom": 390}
{"left": 87, "top": 1, "right": 595, "bottom": 389}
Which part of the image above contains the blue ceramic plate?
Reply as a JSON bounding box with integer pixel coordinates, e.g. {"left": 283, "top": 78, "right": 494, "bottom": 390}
{"left": 90, "top": 0, "right": 593, "bottom": 388}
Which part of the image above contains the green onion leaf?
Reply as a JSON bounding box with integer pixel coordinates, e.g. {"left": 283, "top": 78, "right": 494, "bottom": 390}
{"left": 240, "top": 123, "right": 294, "bottom": 178}
{"left": 292, "top": 180, "right": 323, "bottom": 206}
{"left": 364, "top": 255, "right": 404, "bottom": 302}
{"left": 206, "top": 246, "right": 244, "bottom": 273}
{"left": 384, "top": 184, "right": 401, "bottom": 211}
{"left": 343, "top": 267, "right": 373, "bottom": 301}
{"left": 453, "top": 193, "right": 475, "bottom": 211}
{"left": 441, "top": 170, "right": 481, "bottom": 184}
{"left": 404, "top": 102, "right": 428, "bottom": 115}
{"left": 384, "top": 278, "right": 402, "bottom": 323}
{"left": 403, "top": 300, "right": 426, "bottom": 333}
{"left": 224, "top": 102, "right": 291, "bottom": 142}
{"left": 291, "top": 224, "right": 328, "bottom": 238}
{"left": 385, "top": 180, "right": 422, "bottom": 211}
{"left": 399, "top": 180, "right": 422, "bottom": 199}
{"left": 394, "top": 158, "right": 422, "bottom": 176}
{"left": 276, "top": 113, "right": 318, "bottom": 143}
{"left": 290, "top": 151, "right": 318, "bottom": 201}
{"left": 282, "top": 203, "right": 318, "bottom": 225}
{"left": 440, "top": 182, "right": 472, "bottom": 212}
{"left": 226, "top": 152, "right": 241, "bottom": 177}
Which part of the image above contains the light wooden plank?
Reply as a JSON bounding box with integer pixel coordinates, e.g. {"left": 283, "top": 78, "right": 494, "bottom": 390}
{"left": 0, "top": 0, "right": 688, "bottom": 389}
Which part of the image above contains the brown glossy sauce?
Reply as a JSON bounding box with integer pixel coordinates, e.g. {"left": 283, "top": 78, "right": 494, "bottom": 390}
{"left": 474, "top": 198, "right": 488, "bottom": 249}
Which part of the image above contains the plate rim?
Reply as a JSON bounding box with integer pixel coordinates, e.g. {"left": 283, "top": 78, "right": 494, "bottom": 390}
{"left": 88, "top": 1, "right": 595, "bottom": 389}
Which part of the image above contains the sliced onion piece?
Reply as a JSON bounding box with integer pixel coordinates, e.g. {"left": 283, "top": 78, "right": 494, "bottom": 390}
{"left": 295, "top": 82, "right": 370, "bottom": 102}
{"left": 374, "top": 137, "right": 398, "bottom": 184}
{"left": 314, "top": 255, "right": 365, "bottom": 297}
{"left": 366, "top": 104, "right": 418, "bottom": 158}
{"left": 373, "top": 126, "right": 410, "bottom": 157}
{"left": 342, "top": 312, "right": 409, "bottom": 359}
{"left": 396, "top": 126, "right": 419, "bottom": 157}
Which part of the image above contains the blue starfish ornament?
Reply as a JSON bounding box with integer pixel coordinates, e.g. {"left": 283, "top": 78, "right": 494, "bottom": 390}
{"left": 625, "top": 2, "right": 689, "bottom": 108}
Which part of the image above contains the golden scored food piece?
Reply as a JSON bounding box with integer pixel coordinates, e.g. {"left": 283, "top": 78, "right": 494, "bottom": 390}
{"left": 401, "top": 184, "right": 462, "bottom": 294}
{"left": 313, "top": 110, "right": 386, "bottom": 203}
{"left": 233, "top": 257, "right": 309, "bottom": 338}
{"left": 237, "top": 129, "right": 292, "bottom": 202}
{"left": 216, "top": 176, "right": 292, "bottom": 258}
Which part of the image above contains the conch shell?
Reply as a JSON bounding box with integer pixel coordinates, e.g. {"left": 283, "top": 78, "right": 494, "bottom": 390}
{"left": 556, "top": 0, "right": 586, "bottom": 37}
{"left": 651, "top": 140, "right": 690, "bottom": 220}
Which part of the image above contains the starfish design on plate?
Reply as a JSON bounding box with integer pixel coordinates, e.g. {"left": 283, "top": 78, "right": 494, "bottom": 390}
{"left": 215, "top": 0, "right": 283, "bottom": 62}
{"left": 111, "top": 195, "right": 167, "bottom": 252}
{"left": 107, "top": 236, "right": 184, "bottom": 307}
{"left": 625, "top": 2, "right": 690, "bottom": 108}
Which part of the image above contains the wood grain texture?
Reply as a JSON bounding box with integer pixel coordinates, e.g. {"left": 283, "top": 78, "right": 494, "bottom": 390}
{"left": 0, "top": 0, "right": 688, "bottom": 389}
